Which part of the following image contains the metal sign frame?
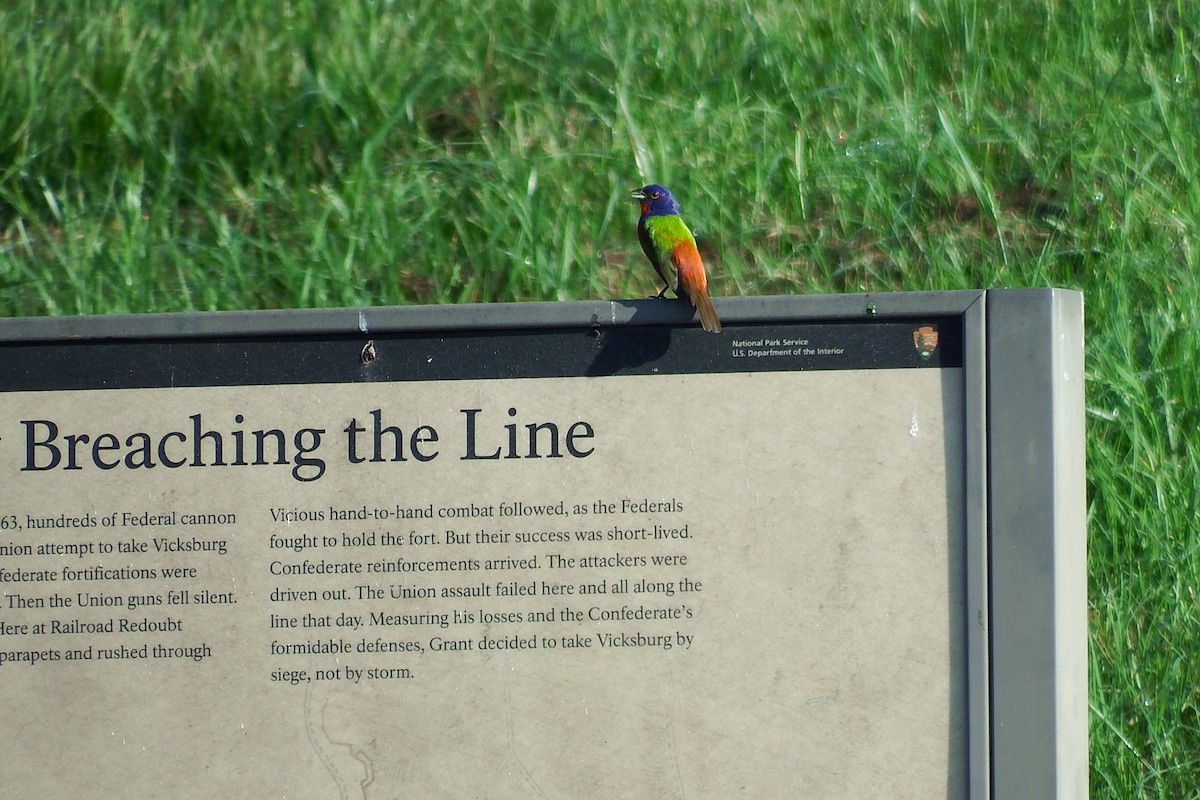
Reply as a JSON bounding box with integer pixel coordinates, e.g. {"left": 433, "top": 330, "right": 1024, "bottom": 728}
{"left": 0, "top": 289, "right": 1087, "bottom": 799}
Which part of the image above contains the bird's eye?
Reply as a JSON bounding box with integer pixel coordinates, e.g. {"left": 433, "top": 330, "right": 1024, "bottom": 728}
{"left": 650, "top": 191, "right": 660, "bottom": 199}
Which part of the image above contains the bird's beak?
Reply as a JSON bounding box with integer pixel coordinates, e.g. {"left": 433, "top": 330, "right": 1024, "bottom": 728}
{"left": 630, "top": 189, "right": 646, "bottom": 200}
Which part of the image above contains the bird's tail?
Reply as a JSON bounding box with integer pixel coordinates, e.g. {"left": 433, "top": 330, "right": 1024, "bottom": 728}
{"left": 686, "top": 286, "right": 721, "bottom": 333}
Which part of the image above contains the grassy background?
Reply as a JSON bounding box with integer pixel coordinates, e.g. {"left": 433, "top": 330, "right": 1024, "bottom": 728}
{"left": 1, "top": 1, "right": 1197, "bottom": 794}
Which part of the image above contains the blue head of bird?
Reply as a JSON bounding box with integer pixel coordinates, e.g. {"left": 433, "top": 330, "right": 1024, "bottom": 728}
{"left": 631, "top": 184, "right": 681, "bottom": 217}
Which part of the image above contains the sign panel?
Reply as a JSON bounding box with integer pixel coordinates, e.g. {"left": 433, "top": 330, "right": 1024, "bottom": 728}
{"left": 0, "top": 292, "right": 1085, "bottom": 798}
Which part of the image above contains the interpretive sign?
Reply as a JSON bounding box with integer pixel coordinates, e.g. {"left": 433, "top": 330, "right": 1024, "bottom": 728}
{"left": 0, "top": 290, "right": 1086, "bottom": 798}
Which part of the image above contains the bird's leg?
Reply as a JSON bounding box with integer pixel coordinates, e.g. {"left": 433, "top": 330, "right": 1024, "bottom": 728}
{"left": 654, "top": 283, "right": 670, "bottom": 298}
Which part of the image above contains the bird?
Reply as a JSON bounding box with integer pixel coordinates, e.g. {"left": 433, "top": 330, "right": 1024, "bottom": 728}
{"left": 630, "top": 184, "right": 721, "bottom": 333}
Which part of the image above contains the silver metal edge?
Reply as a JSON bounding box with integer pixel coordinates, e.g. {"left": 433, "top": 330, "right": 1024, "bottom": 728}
{"left": 963, "top": 291, "right": 991, "bottom": 799}
{"left": 0, "top": 291, "right": 987, "bottom": 342}
{"left": 986, "top": 287, "right": 1088, "bottom": 799}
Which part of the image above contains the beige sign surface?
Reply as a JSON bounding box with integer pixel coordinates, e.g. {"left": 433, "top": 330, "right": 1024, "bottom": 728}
{"left": 1, "top": 368, "right": 965, "bottom": 797}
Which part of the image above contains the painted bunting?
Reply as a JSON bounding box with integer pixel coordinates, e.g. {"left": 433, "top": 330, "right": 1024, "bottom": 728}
{"left": 631, "top": 184, "right": 721, "bottom": 333}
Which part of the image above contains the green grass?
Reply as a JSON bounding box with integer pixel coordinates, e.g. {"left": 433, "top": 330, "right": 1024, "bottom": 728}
{"left": 2, "top": 1, "right": 1198, "bottom": 793}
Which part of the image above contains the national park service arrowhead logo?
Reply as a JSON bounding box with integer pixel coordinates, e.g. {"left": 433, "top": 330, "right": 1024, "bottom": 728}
{"left": 912, "top": 325, "right": 939, "bottom": 360}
